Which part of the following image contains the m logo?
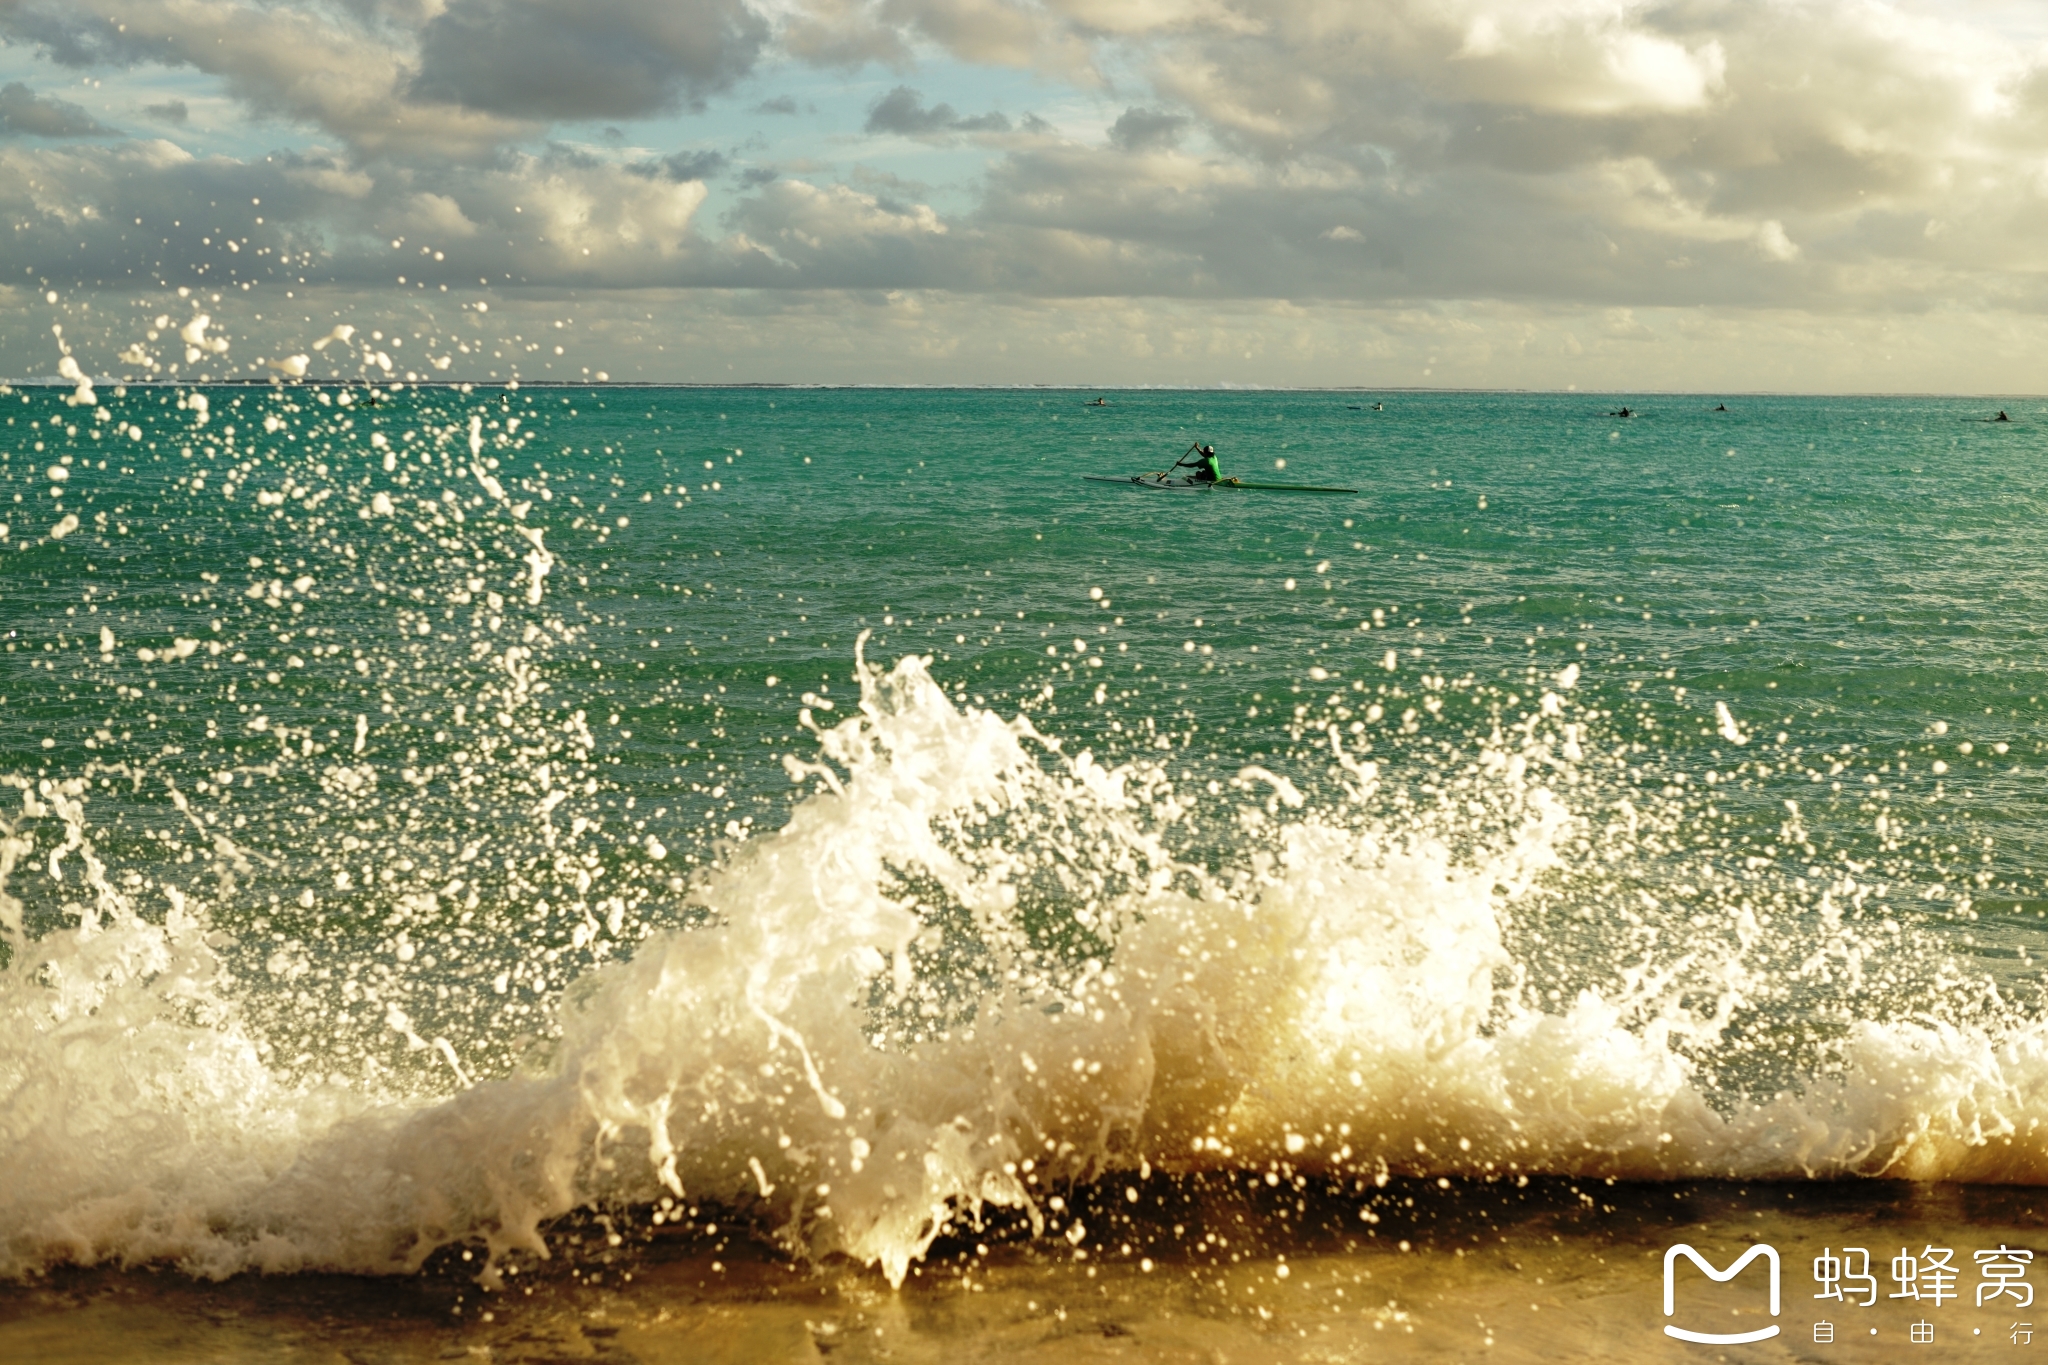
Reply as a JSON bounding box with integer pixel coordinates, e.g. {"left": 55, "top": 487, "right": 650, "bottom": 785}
{"left": 1663, "top": 1243, "right": 1782, "bottom": 1344}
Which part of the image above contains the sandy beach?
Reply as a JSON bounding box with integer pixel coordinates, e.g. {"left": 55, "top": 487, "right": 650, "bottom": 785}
{"left": 8, "top": 1176, "right": 2045, "bottom": 1362}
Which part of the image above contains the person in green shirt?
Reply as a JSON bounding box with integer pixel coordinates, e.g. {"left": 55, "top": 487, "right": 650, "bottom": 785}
{"left": 1174, "top": 443, "right": 1222, "bottom": 483}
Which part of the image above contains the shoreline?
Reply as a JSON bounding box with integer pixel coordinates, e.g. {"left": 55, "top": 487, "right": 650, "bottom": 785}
{"left": 7, "top": 1177, "right": 2046, "bottom": 1362}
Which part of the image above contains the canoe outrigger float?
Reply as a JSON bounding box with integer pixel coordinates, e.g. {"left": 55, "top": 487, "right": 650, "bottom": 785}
{"left": 1083, "top": 472, "right": 1358, "bottom": 494}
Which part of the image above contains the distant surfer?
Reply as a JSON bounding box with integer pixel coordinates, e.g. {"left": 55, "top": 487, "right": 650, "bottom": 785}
{"left": 1174, "top": 443, "right": 1222, "bottom": 483}
{"left": 1713, "top": 403, "right": 1728, "bottom": 412}
{"left": 1609, "top": 406, "right": 1635, "bottom": 418}
{"left": 1086, "top": 397, "right": 1109, "bottom": 406}
{"left": 1373, "top": 402, "right": 1383, "bottom": 410}
{"left": 1995, "top": 409, "right": 2012, "bottom": 422}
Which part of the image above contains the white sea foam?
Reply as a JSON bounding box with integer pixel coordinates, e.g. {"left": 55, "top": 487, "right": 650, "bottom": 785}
{"left": 5, "top": 650, "right": 2048, "bottom": 1288}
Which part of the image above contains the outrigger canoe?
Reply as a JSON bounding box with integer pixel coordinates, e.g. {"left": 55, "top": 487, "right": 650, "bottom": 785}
{"left": 1084, "top": 473, "right": 1358, "bottom": 494}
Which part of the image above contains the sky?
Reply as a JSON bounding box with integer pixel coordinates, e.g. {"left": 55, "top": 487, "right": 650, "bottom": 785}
{"left": 2, "top": 0, "right": 2048, "bottom": 389}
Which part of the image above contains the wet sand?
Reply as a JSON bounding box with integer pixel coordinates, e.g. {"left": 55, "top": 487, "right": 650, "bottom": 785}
{"left": 6, "top": 1177, "right": 2047, "bottom": 1362}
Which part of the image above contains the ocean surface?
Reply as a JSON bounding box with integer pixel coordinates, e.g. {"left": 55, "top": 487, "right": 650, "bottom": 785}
{"left": 4, "top": 384, "right": 2048, "bottom": 1357}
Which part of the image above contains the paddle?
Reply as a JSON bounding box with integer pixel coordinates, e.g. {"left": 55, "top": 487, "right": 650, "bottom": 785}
{"left": 1172, "top": 443, "right": 1219, "bottom": 482}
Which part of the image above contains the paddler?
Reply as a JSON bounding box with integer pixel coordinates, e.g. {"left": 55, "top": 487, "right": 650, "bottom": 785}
{"left": 1174, "top": 443, "right": 1222, "bottom": 483}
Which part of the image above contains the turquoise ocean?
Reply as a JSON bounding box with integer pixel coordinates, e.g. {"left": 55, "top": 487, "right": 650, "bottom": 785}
{"left": 4, "top": 384, "right": 2048, "bottom": 1354}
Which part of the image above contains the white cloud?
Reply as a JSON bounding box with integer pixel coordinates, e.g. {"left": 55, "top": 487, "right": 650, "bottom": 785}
{"left": 1447, "top": 8, "right": 1726, "bottom": 115}
{"left": 1753, "top": 219, "right": 1799, "bottom": 263}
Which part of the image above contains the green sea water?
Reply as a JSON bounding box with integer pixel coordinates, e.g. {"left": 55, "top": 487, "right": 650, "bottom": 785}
{"left": 4, "top": 384, "right": 2048, "bottom": 1308}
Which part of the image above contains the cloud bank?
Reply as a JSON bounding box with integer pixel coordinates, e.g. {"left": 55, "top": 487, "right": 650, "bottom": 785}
{"left": 1, "top": 0, "right": 2046, "bottom": 384}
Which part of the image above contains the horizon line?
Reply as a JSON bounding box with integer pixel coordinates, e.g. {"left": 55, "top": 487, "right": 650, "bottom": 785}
{"left": 1, "top": 379, "right": 2042, "bottom": 400}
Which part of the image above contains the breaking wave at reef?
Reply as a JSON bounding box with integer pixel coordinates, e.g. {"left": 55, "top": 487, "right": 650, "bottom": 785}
{"left": 8, "top": 633, "right": 2048, "bottom": 1289}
